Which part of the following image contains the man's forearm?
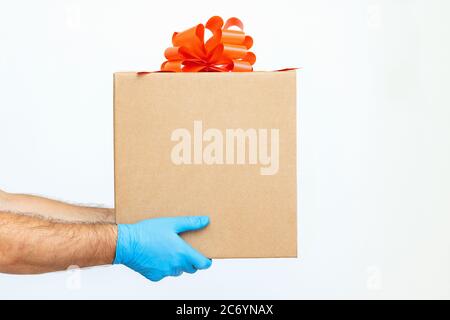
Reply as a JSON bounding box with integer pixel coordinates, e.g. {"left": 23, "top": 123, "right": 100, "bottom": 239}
{"left": 0, "top": 211, "right": 116, "bottom": 274}
{"left": 0, "top": 190, "right": 115, "bottom": 223}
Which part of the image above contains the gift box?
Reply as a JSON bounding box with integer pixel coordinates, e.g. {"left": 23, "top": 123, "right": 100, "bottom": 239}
{"left": 114, "top": 17, "right": 297, "bottom": 258}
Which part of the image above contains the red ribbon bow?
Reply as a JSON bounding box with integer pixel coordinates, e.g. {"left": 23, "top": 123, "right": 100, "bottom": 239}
{"left": 161, "top": 16, "right": 256, "bottom": 72}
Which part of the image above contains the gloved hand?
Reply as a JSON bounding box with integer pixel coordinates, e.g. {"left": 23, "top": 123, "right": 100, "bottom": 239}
{"left": 114, "top": 216, "right": 212, "bottom": 281}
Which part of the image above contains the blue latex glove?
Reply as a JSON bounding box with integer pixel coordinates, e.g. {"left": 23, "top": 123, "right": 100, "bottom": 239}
{"left": 114, "top": 216, "right": 212, "bottom": 281}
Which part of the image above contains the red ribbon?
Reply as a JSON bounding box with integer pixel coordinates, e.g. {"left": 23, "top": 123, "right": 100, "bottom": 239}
{"left": 161, "top": 16, "right": 256, "bottom": 72}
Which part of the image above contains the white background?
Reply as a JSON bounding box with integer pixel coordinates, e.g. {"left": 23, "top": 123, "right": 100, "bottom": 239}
{"left": 0, "top": 0, "right": 449, "bottom": 299}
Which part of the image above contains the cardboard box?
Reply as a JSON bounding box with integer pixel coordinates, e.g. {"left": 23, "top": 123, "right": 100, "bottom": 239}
{"left": 114, "top": 71, "right": 297, "bottom": 258}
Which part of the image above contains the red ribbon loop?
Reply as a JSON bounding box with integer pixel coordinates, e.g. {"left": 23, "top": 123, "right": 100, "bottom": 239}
{"left": 161, "top": 16, "right": 256, "bottom": 72}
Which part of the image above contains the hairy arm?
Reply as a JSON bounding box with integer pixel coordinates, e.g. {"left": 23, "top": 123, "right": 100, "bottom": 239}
{"left": 0, "top": 189, "right": 114, "bottom": 223}
{"left": 0, "top": 211, "right": 116, "bottom": 274}
{"left": 0, "top": 189, "right": 211, "bottom": 280}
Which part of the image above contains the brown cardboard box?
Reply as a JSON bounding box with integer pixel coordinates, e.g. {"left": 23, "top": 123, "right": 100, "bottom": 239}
{"left": 114, "top": 71, "right": 297, "bottom": 258}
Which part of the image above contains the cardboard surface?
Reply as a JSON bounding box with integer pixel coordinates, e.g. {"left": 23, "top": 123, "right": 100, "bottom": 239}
{"left": 114, "top": 71, "right": 297, "bottom": 258}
